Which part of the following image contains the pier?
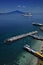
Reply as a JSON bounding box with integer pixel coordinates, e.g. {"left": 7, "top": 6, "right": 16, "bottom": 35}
{"left": 40, "top": 27, "right": 43, "bottom": 31}
{"left": 30, "top": 35, "right": 43, "bottom": 41}
{"left": 32, "top": 22, "right": 43, "bottom": 26}
{"left": 4, "top": 31, "right": 38, "bottom": 43}
{"left": 23, "top": 44, "right": 43, "bottom": 60}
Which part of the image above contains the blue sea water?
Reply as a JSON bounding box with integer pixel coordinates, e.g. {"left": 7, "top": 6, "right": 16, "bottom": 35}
{"left": 0, "top": 13, "right": 43, "bottom": 65}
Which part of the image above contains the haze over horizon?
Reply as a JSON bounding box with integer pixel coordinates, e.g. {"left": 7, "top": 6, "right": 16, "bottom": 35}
{"left": 0, "top": 0, "right": 43, "bottom": 13}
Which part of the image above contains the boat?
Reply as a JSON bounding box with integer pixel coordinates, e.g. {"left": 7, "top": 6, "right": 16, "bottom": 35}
{"left": 22, "top": 13, "right": 32, "bottom": 16}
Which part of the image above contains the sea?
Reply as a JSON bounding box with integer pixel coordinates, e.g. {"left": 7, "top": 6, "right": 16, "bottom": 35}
{"left": 0, "top": 13, "right": 43, "bottom": 65}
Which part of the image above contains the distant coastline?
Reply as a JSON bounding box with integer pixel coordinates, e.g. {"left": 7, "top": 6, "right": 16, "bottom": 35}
{"left": 0, "top": 10, "right": 32, "bottom": 16}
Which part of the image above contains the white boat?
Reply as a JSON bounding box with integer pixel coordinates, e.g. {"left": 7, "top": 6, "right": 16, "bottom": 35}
{"left": 22, "top": 13, "right": 32, "bottom": 16}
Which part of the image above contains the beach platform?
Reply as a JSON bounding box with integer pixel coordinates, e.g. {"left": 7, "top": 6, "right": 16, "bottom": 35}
{"left": 4, "top": 31, "right": 38, "bottom": 43}
{"left": 32, "top": 22, "right": 43, "bottom": 26}
{"left": 30, "top": 35, "right": 43, "bottom": 41}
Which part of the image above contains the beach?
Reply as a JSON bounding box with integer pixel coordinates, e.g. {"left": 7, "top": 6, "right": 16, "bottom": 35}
{"left": 16, "top": 39, "right": 41, "bottom": 65}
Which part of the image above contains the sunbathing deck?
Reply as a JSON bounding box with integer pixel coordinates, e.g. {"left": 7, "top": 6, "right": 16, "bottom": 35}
{"left": 32, "top": 22, "right": 43, "bottom": 26}
{"left": 4, "top": 31, "right": 38, "bottom": 43}
{"left": 30, "top": 35, "right": 43, "bottom": 41}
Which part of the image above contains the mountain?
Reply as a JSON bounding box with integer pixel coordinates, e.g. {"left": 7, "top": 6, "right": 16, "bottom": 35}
{"left": 0, "top": 10, "right": 24, "bottom": 15}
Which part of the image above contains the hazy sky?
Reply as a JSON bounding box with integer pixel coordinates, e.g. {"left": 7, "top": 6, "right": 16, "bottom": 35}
{"left": 0, "top": 0, "right": 43, "bottom": 13}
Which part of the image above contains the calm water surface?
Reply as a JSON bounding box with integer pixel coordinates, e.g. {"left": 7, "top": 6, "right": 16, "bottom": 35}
{"left": 0, "top": 14, "right": 43, "bottom": 65}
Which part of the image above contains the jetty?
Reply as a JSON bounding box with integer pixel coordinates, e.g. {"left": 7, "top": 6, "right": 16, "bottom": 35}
{"left": 40, "top": 27, "right": 43, "bottom": 31}
{"left": 4, "top": 31, "right": 38, "bottom": 43}
{"left": 23, "top": 44, "right": 43, "bottom": 60}
{"left": 30, "top": 35, "right": 43, "bottom": 41}
{"left": 32, "top": 22, "right": 43, "bottom": 26}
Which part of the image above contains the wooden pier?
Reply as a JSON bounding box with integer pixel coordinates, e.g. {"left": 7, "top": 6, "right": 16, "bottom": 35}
{"left": 4, "top": 31, "right": 38, "bottom": 43}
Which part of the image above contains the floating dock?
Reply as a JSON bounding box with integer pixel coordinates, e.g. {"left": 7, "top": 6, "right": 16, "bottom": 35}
{"left": 32, "top": 22, "right": 43, "bottom": 26}
{"left": 30, "top": 35, "right": 43, "bottom": 41}
{"left": 4, "top": 31, "right": 38, "bottom": 43}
